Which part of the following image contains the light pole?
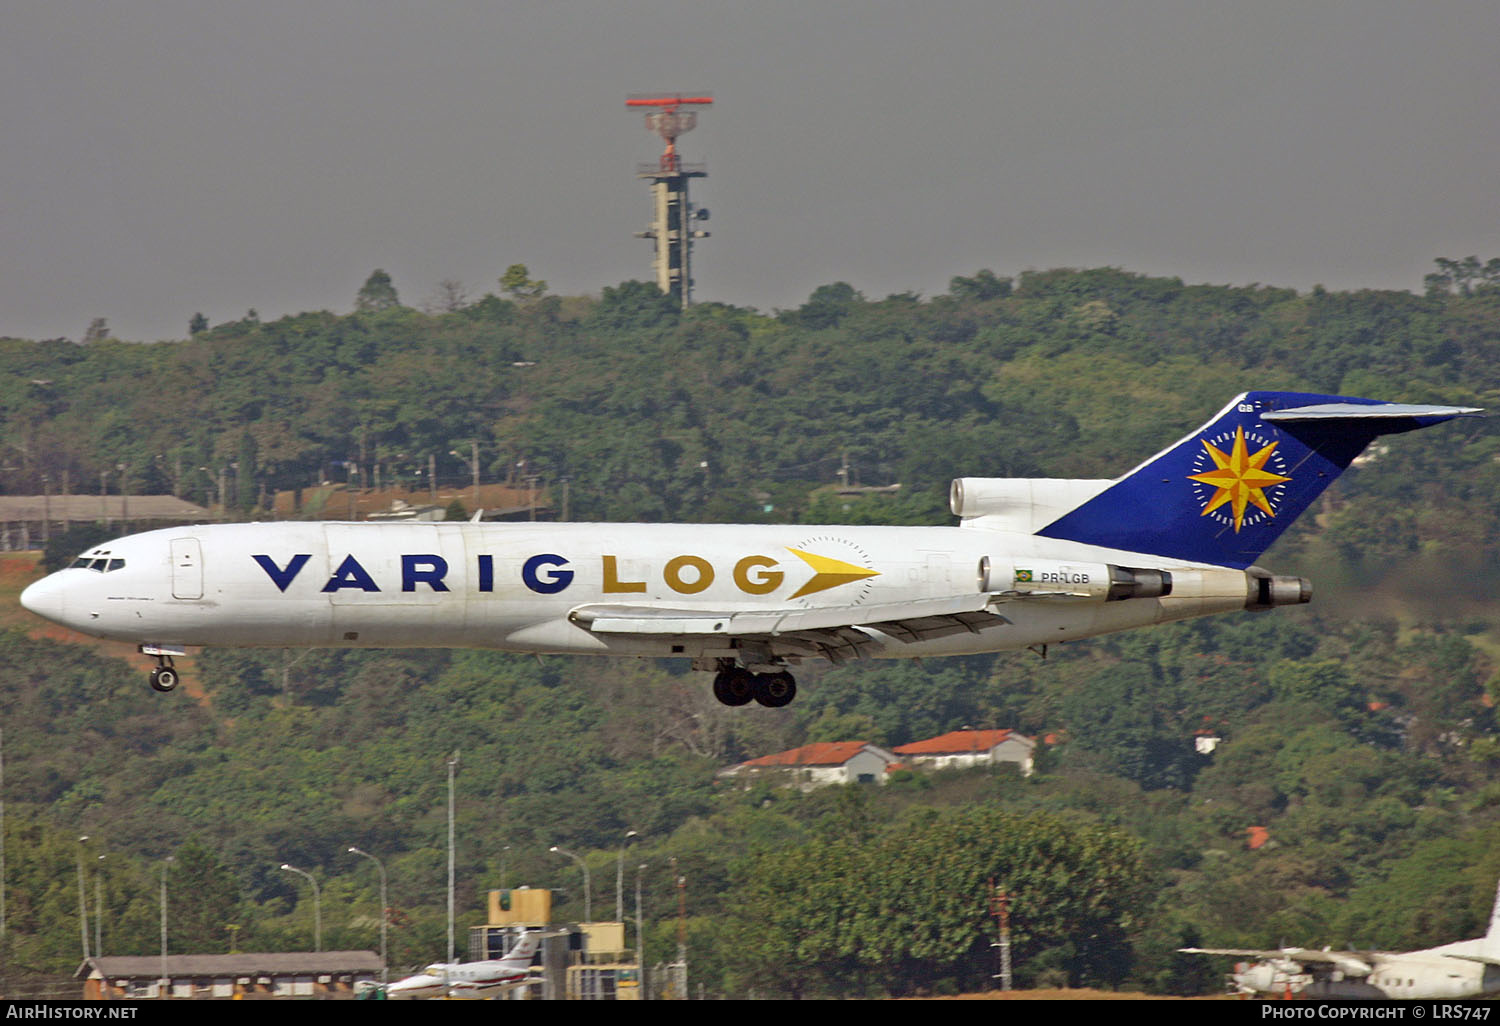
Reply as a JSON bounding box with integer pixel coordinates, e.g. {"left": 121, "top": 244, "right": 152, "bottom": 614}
{"left": 347, "top": 847, "right": 388, "bottom": 984}
{"left": 159, "top": 856, "right": 174, "bottom": 999}
{"left": 449, "top": 442, "right": 480, "bottom": 510}
{"left": 1, "top": 726, "right": 7, "bottom": 969}
{"left": 280, "top": 863, "right": 321, "bottom": 952}
{"left": 76, "top": 836, "right": 91, "bottom": 961}
{"left": 673, "top": 856, "right": 687, "bottom": 999}
{"left": 94, "top": 855, "right": 105, "bottom": 959}
{"left": 616, "top": 830, "right": 640, "bottom": 922}
{"left": 549, "top": 846, "right": 591, "bottom": 923}
{"left": 636, "top": 863, "right": 649, "bottom": 1001}
{"left": 447, "top": 750, "right": 459, "bottom": 965}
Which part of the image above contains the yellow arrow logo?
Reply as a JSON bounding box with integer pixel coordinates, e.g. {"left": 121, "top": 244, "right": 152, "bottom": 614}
{"left": 786, "top": 547, "right": 880, "bottom": 598}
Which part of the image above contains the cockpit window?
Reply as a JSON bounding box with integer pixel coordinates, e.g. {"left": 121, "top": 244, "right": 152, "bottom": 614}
{"left": 70, "top": 554, "right": 125, "bottom": 572}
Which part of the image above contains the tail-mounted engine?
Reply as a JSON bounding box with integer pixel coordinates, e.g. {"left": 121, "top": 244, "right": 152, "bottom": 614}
{"left": 978, "top": 557, "right": 1173, "bottom": 602}
{"left": 1244, "top": 565, "right": 1312, "bottom": 610}
{"left": 979, "top": 557, "right": 1311, "bottom": 613}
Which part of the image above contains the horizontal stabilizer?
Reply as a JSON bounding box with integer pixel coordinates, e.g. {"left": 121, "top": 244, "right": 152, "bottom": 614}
{"left": 1263, "top": 402, "right": 1482, "bottom": 422}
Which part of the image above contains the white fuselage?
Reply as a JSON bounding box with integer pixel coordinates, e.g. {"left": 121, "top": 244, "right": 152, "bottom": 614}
{"left": 21, "top": 520, "right": 1257, "bottom": 662}
{"left": 1235, "top": 945, "right": 1500, "bottom": 1000}
{"left": 386, "top": 961, "right": 530, "bottom": 999}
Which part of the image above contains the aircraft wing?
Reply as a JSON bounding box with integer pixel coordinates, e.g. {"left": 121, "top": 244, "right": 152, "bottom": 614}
{"left": 1441, "top": 954, "right": 1500, "bottom": 967}
{"left": 1179, "top": 948, "right": 1374, "bottom": 977}
{"left": 569, "top": 595, "right": 1010, "bottom": 663}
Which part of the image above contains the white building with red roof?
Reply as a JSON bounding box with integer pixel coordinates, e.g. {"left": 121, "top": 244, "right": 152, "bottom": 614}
{"left": 719, "top": 741, "right": 900, "bottom": 790}
{"left": 892, "top": 728, "right": 1035, "bottom": 776}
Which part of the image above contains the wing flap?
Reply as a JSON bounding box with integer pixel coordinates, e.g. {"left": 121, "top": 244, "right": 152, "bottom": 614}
{"left": 860, "top": 609, "right": 1008, "bottom": 644}
{"left": 568, "top": 594, "right": 1001, "bottom": 637}
{"left": 568, "top": 595, "right": 1012, "bottom": 662}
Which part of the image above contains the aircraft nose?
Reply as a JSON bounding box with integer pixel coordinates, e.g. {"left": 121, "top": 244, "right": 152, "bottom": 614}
{"left": 20, "top": 573, "right": 68, "bottom": 625}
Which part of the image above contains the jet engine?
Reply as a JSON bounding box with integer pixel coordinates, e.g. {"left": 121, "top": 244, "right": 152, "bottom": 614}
{"left": 1231, "top": 959, "right": 1312, "bottom": 996}
{"left": 1244, "top": 566, "right": 1312, "bottom": 610}
{"left": 978, "top": 558, "right": 1173, "bottom": 601}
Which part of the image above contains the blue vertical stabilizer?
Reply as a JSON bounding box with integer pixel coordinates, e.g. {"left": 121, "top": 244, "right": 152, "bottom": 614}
{"left": 1034, "top": 391, "right": 1480, "bottom": 568}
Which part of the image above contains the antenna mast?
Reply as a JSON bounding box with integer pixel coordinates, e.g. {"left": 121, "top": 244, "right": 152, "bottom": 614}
{"left": 628, "top": 93, "right": 712, "bottom": 307}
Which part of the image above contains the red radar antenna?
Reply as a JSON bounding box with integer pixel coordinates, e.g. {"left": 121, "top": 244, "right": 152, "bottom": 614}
{"left": 626, "top": 94, "right": 713, "bottom": 173}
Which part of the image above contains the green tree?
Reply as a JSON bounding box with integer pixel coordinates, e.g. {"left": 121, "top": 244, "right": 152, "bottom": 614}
{"left": 1424, "top": 256, "right": 1500, "bottom": 298}
{"left": 355, "top": 269, "right": 401, "bottom": 312}
{"left": 169, "top": 840, "right": 244, "bottom": 954}
{"left": 1269, "top": 659, "right": 1368, "bottom": 734}
{"left": 588, "top": 280, "right": 680, "bottom": 333}
{"left": 724, "top": 806, "right": 1150, "bottom": 997}
{"left": 499, "top": 264, "right": 548, "bottom": 302}
{"left": 1061, "top": 663, "right": 1203, "bottom": 791}
{"left": 949, "top": 269, "right": 1012, "bottom": 302}
{"left": 786, "top": 282, "right": 862, "bottom": 330}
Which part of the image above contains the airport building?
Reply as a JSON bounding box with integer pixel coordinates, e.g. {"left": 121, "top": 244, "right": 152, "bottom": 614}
{"left": 75, "top": 952, "right": 382, "bottom": 1000}
{"left": 471, "top": 887, "right": 645, "bottom": 1000}
{"left": 0, "top": 495, "right": 211, "bottom": 550}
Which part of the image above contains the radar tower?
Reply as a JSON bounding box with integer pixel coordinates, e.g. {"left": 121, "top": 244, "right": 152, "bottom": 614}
{"left": 628, "top": 93, "right": 712, "bottom": 307}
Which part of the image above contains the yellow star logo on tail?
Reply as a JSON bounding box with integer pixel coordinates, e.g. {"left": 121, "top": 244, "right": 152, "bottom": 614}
{"left": 1187, "top": 426, "right": 1292, "bottom": 532}
{"left": 786, "top": 547, "right": 880, "bottom": 598}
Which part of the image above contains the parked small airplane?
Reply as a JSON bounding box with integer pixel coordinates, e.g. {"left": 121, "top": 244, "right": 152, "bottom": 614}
{"left": 386, "top": 928, "right": 542, "bottom": 999}
{"left": 1182, "top": 877, "right": 1500, "bottom": 998}
{"left": 20, "top": 391, "right": 1479, "bottom": 704}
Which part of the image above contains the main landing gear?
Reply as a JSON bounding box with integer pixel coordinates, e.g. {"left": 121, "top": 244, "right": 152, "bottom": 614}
{"left": 711, "top": 660, "right": 797, "bottom": 708}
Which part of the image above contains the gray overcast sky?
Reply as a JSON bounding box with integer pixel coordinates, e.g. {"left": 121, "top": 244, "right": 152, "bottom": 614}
{"left": 3, "top": 1, "right": 1498, "bottom": 341}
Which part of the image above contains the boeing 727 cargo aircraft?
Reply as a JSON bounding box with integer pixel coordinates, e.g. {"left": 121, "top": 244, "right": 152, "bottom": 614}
{"left": 19, "top": 391, "right": 1479, "bottom": 706}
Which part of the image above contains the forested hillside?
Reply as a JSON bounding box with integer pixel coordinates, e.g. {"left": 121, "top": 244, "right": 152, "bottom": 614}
{"left": 1, "top": 264, "right": 1498, "bottom": 996}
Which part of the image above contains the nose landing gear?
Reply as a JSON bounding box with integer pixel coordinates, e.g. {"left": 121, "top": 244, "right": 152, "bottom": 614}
{"left": 141, "top": 645, "right": 186, "bottom": 693}
{"left": 710, "top": 660, "right": 797, "bottom": 708}
{"left": 149, "top": 662, "right": 179, "bottom": 693}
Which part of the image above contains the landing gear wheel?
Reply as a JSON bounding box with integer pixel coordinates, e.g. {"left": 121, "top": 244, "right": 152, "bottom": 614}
{"left": 752, "top": 671, "right": 797, "bottom": 708}
{"left": 147, "top": 650, "right": 180, "bottom": 693}
{"left": 712, "top": 667, "right": 755, "bottom": 707}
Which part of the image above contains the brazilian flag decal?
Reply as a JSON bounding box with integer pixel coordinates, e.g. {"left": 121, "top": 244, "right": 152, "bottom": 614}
{"left": 1015, "top": 569, "right": 1033, "bottom": 583}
